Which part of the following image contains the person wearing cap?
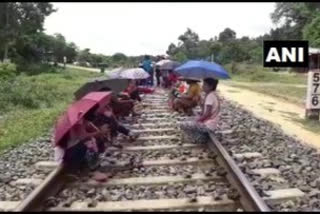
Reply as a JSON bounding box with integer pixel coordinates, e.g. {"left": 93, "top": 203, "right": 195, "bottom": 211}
{"left": 172, "top": 78, "right": 201, "bottom": 115}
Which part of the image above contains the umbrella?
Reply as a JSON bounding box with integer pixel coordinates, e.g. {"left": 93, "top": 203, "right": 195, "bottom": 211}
{"left": 118, "top": 68, "right": 150, "bottom": 79}
{"left": 107, "top": 67, "right": 125, "bottom": 79}
{"left": 178, "top": 76, "right": 201, "bottom": 82}
{"left": 174, "top": 60, "right": 230, "bottom": 79}
{"left": 74, "top": 77, "right": 129, "bottom": 100}
{"left": 156, "top": 59, "right": 180, "bottom": 70}
{"left": 54, "top": 92, "right": 111, "bottom": 146}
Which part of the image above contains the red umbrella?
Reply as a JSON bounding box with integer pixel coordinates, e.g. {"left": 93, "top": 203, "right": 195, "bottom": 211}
{"left": 54, "top": 92, "right": 112, "bottom": 146}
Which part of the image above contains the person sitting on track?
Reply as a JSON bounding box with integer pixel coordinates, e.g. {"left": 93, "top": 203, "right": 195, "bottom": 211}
{"left": 120, "top": 79, "right": 142, "bottom": 102}
{"left": 99, "top": 87, "right": 139, "bottom": 119}
{"left": 167, "top": 70, "right": 178, "bottom": 89}
{"left": 54, "top": 113, "right": 110, "bottom": 171}
{"left": 180, "top": 78, "right": 220, "bottom": 144}
{"left": 172, "top": 79, "right": 201, "bottom": 115}
{"left": 85, "top": 103, "right": 139, "bottom": 150}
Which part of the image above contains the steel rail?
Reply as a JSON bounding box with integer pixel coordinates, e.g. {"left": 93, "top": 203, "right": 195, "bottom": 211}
{"left": 209, "top": 133, "right": 270, "bottom": 212}
{"left": 15, "top": 164, "right": 67, "bottom": 212}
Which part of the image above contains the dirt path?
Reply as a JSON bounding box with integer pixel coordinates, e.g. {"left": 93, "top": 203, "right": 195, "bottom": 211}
{"left": 65, "top": 64, "right": 101, "bottom": 73}
{"left": 219, "top": 84, "right": 320, "bottom": 150}
{"left": 224, "top": 81, "right": 307, "bottom": 88}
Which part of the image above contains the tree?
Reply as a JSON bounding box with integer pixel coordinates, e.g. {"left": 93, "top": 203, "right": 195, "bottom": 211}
{"left": 64, "top": 42, "right": 78, "bottom": 63}
{"left": 166, "top": 43, "right": 178, "bottom": 56}
{"left": 303, "top": 14, "right": 320, "bottom": 48}
{"left": 178, "top": 28, "right": 200, "bottom": 59}
{"left": 111, "top": 53, "right": 127, "bottom": 63}
{"left": 218, "top": 28, "right": 236, "bottom": 43}
{"left": 77, "top": 48, "right": 91, "bottom": 66}
{"left": 0, "top": 3, "right": 56, "bottom": 61}
{"left": 195, "top": 40, "right": 211, "bottom": 60}
{"left": 172, "top": 51, "right": 188, "bottom": 62}
{"left": 271, "top": 3, "right": 319, "bottom": 39}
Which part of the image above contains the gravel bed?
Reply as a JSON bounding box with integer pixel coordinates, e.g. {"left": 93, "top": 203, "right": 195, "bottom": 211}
{"left": 3, "top": 92, "right": 320, "bottom": 211}
{"left": 97, "top": 163, "right": 219, "bottom": 179}
{"left": 101, "top": 147, "right": 211, "bottom": 163}
{"left": 119, "top": 138, "right": 182, "bottom": 147}
{"left": 0, "top": 134, "right": 54, "bottom": 201}
{"left": 213, "top": 98, "right": 320, "bottom": 211}
{"left": 50, "top": 180, "right": 233, "bottom": 208}
{"left": 129, "top": 131, "right": 179, "bottom": 138}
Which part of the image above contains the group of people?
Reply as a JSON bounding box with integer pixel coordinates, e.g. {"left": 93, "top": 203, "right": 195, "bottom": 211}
{"left": 138, "top": 55, "right": 179, "bottom": 89}
{"left": 54, "top": 79, "right": 143, "bottom": 179}
{"left": 54, "top": 55, "right": 221, "bottom": 181}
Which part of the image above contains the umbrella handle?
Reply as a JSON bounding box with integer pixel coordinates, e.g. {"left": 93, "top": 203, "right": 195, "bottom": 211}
{"left": 88, "top": 122, "right": 100, "bottom": 132}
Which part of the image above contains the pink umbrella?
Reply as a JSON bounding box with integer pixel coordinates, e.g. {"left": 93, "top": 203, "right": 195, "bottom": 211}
{"left": 54, "top": 92, "right": 111, "bottom": 146}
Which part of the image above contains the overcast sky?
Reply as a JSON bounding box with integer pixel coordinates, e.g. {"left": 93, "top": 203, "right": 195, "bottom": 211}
{"left": 44, "top": 3, "right": 276, "bottom": 56}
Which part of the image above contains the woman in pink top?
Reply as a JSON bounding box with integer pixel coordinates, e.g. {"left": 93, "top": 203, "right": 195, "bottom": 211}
{"left": 180, "top": 78, "right": 220, "bottom": 144}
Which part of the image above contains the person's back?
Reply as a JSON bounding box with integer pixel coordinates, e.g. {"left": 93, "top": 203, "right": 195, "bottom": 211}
{"left": 142, "top": 58, "right": 152, "bottom": 73}
{"left": 187, "top": 82, "right": 201, "bottom": 102}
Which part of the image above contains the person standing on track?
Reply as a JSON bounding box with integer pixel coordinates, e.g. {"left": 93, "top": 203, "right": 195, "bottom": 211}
{"left": 180, "top": 78, "right": 220, "bottom": 144}
{"left": 155, "top": 65, "right": 161, "bottom": 87}
{"left": 141, "top": 55, "right": 154, "bottom": 87}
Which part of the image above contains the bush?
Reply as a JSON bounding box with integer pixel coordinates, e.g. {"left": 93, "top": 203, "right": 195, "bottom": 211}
{"left": 0, "top": 62, "right": 17, "bottom": 80}
{"left": 0, "top": 68, "right": 102, "bottom": 114}
{"left": 17, "top": 63, "right": 58, "bottom": 75}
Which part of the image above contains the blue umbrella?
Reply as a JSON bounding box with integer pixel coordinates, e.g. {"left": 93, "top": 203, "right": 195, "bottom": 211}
{"left": 174, "top": 60, "right": 230, "bottom": 79}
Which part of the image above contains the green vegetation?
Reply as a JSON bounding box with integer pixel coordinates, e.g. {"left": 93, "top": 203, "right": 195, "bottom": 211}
{"left": 225, "top": 63, "right": 307, "bottom": 84}
{"left": 220, "top": 63, "right": 308, "bottom": 106}
{"left": 166, "top": 3, "right": 320, "bottom": 65}
{"left": 226, "top": 81, "right": 306, "bottom": 106}
{"left": 291, "top": 118, "right": 320, "bottom": 134}
{"left": 0, "top": 68, "right": 102, "bottom": 152}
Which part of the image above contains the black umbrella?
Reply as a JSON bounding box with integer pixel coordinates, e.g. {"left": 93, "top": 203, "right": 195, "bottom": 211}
{"left": 74, "top": 77, "right": 129, "bottom": 100}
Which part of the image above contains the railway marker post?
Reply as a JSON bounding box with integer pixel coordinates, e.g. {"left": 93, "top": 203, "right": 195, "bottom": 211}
{"left": 305, "top": 68, "right": 320, "bottom": 120}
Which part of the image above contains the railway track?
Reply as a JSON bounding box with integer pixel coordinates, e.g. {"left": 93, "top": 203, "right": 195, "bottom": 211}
{"left": 1, "top": 89, "right": 304, "bottom": 212}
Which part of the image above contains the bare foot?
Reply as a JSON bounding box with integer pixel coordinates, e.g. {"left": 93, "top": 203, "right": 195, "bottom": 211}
{"left": 92, "top": 171, "right": 111, "bottom": 182}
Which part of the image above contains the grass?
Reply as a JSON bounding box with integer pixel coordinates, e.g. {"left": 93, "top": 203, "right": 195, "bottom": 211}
{"left": 291, "top": 118, "right": 320, "bottom": 134}
{"left": 222, "top": 63, "right": 320, "bottom": 135}
{"left": 222, "top": 63, "right": 308, "bottom": 106}
{"left": 0, "top": 68, "right": 102, "bottom": 152}
{"left": 226, "top": 82, "right": 306, "bottom": 106}
{"left": 224, "top": 63, "right": 307, "bottom": 84}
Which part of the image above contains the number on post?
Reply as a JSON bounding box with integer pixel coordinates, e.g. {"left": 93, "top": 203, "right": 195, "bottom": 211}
{"left": 314, "top": 73, "right": 320, "bottom": 82}
{"left": 312, "top": 96, "right": 319, "bottom": 106}
{"left": 314, "top": 83, "right": 320, "bottom": 94}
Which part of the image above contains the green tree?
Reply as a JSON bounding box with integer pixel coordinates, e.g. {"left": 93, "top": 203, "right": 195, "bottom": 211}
{"left": 218, "top": 28, "right": 236, "bottom": 43}
{"left": 271, "top": 3, "right": 319, "bottom": 39}
{"left": 111, "top": 53, "right": 127, "bottom": 63}
{"left": 303, "top": 14, "right": 320, "bottom": 48}
{"left": 0, "top": 3, "right": 56, "bottom": 61}
{"left": 77, "top": 48, "right": 91, "bottom": 66}
{"left": 166, "top": 43, "right": 178, "bottom": 56}
{"left": 172, "top": 51, "right": 188, "bottom": 62}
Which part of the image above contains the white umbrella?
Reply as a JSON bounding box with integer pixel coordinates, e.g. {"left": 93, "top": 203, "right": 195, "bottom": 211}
{"left": 156, "top": 59, "right": 171, "bottom": 66}
{"left": 119, "top": 68, "right": 150, "bottom": 79}
{"left": 156, "top": 59, "right": 180, "bottom": 70}
{"left": 108, "top": 67, "right": 125, "bottom": 79}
